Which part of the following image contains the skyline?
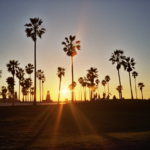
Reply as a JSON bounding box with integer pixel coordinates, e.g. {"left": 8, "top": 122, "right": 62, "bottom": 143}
{"left": 0, "top": 0, "right": 150, "bottom": 100}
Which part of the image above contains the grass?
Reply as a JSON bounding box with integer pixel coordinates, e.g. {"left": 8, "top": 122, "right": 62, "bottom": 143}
{"left": 0, "top": 100, "right": 150, "bottom": 150}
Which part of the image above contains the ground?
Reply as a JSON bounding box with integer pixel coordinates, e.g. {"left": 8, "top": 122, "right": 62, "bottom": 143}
{"left": 0, "top": 100, "right": 150, "bottom": 150}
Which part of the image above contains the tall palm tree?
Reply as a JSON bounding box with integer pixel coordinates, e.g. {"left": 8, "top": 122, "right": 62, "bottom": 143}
{"left": 6, "top": 77, "right": 14, "bottom": 100}
{"left": 125, "top": 57, "right": 135, "bottom": 100}
{"left": 62, "top": 35, "right": 80, "bottom": 101}
{"left": 78, "top": 77, "right": 84, "bottom": 100}
{"left": 57, "top": 67, "right": 65, "bottom": 103}
{"left": 36, "top": 69, "right": 44, "bottom": 102}
{"left": 95, "top": 79, "right": 100, "bottom": 99}
{"left": 25, "top": 17, "right": 46, "bottom": 105}
{"left": 132, "top": 71, "right": 138, "bottom": 99}
{"left": 1, "top": 86, "right": 7, "bottom": 100}
{"left": 20, "top": 78, "right": 32, "bottom": 102}
{"left": 30, "top": 87, "right": 34, "bottom": 101}
{"left": 6, "top": 60, "right": 19, "bottom": 104}
{"left": 86, "top": 67, "right": 98, "bottom": 100}
{"left": 138, "top": 82, "right": 145, "bottom": 100}
{"left": 16, "top": 67, "right": 25, "bottom": 101}
{"left": 41, "top": 74, "right": 46, "bottom": 101}
{"left": 109, "top": 50, "right": 126, "bottom": 99}
{"left": 101, "top": 80, "right": 106, "bottom": 95}
{"left": 105, "top": 75, "right": 110, "bottom": 96}
{"left": 25, "top": 63, "right": 34, "bottom": 101}
{"left": 116, "top": 85, "right": 123, "bottom": 99}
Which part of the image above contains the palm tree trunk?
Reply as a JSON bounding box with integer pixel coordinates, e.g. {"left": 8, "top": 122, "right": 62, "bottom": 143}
{"left": 107, "top": 82, "right": 109, "bottom": 96}
{"left": 34, "top": 37, "right": 37, "bottom": 105}
{"left": 141, "top": 89, "right": 143, "bottom": 100}
{"left": 58, "top": 77, "right": 61, "bottom": 103}
{"left": 19, "top": 80, "right": 20, "bottom": 101}
{"left": 39, "top": 80, "right": 41, "bottom": 102}
{"left": 12, "top": 73, "right": 15, "bottom": 105}
{"left": 129, "top": 72, "right": 133, "bottom": 100}
{"left": 84, "top": 87, "right": 86, "bottom": 101}
{"left": 80, "top": 86, "right": 82, "bottom": 101}
{"left": 134, "top": 78, "right": 138, "bottom": 99}
{"left": 71, "top": 56, "right": 74, "bottom": 102}
{"left": 117, "top": 69, "right": 122, "bottom": 99}
{"left": 42, "top": 82, "right": 44, "bottom": 101}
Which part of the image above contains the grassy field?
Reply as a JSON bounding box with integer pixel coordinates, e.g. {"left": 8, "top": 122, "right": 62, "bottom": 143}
{"left": 0, "top": 100, "right": 150, "bottom": 150}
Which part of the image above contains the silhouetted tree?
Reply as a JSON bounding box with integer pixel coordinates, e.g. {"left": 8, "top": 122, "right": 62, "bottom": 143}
{"left": 132, "top": 71, "right": 138, "bottom": 99}
{"left": 95, "top": 79, "right": 100, "bottom": 99}
{"left": 116, "top": 85, "right": 123, "bottom": 99}
{"left": 36, "top": 69, "right": 44, "bottom": 102}
{"left": 6, "top": 77, "right": 14, "bottom": 100}
{"left": 25, "top": 63, "right": 34, "bottom": 101}
{"left": 101, "top": 80, "right": 106, "bottom": 95}
{"left": 16, "top": 67, "right": 24, "bottom": 101}
{"left": 109, "top": 50, "right": 126, "bottom": 99}
{"left": 105, "top": 75, "right": 110, "bottom": 96}
{"left": 41, "top": 74, "right": 46, "bottom": 101}
{"left": 138, "top": 82, "right": 145, "bottom": 100}
{"left": 86, "top": 67, "right": 98, "bottom": 100}
{"left": 125, "top": 57, "right": 135, "bottom": 99}
{"left": 57, "top": 67, "right": 65, "bottom": 103}
{"left": 78, "top": 77, "right": 84, "bottom": 100}
{"left": 30, "top": 87, "right": 34, "bottom": 101}
{"left": 25, "top": 17, "right": 46, "bottom": 105}
{"left": 7, "top": 60, "right": 19, "bottom": 104}
{"left": 68, "top": 81, "right": 77, "bottom": 100}
{"left": 20, "top": 78, "right": 32, "bottom": 102}
{"left": 1, "top": 86, "right": 7, "bottom": 99}
{"left": 62, "top": 35, "right": 80, "bottom": 101}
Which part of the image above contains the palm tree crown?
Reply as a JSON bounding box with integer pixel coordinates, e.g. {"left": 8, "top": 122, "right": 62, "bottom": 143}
{"left": 109, "top": 50, "right": 126, "bottom": 70}
{"left": 62, "top": 35, "right": 80, "bottom": 57}
{"left": 138, "top": 82, "right": 145, "bottom": 91}
{"left": 57, "top": 67, "right": 65, "bottom": 78}
{"left": 7, "top": 60, "right": 20, "bottom": 76}
{"left": 25, "top": 63, "right": 34, "bottom": 75}
{"left": 132, "top": 71, "right": 138, "bottom": 78}
{"left": 25, "top": 18, "right": 46, "bottom": 41}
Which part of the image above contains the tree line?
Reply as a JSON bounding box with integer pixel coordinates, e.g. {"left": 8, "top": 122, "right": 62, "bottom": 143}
{"left": 0, "top": 17, "right": 146, "bottom": 105}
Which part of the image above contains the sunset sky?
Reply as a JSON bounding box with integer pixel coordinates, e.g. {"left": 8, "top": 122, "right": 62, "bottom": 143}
{"left": 0, "top": 0, "right": 150, "bottom": 100}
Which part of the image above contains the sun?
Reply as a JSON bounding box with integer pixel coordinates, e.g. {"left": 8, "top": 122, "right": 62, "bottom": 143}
{"left": 61, "top": 87, "right": 70, "bottom": 100}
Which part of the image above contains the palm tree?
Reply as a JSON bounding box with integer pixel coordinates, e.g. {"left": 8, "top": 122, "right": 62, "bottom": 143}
{"left": 101, "top": 80, "right": 106, "bottom": 95}
{"left": 25, "top": 17, "right": 46, "bottom": 105}
{"left": 105, "top": 75, "right": 110, "bottom": 96}
{"left": 57, "top": 67, "right": 65, "bottom": 103}
{"left": 138, "top": 82, "right": 145, "bottom": 100}
{"left": 116, "top": 85, "right": 123, "bottom": 99}
{"left": 25, "top": 63, "right": 34, "bottom": 101}
{"left": 6, "top": 60, "right": 19, "bottom": 104}
{"left": 62, "top": 35, "right": 80, "bottom": 101}
{"left": 132, "top": 71, "right": 138, "bottom": 99}
{"left": 125, "top": 57, "right": 135, "bottom": 100}
{"left": 78, "top": 77, "right": 84, "bottom": 100}
{"left": 41, "top": 74, "right": 46, "bottom": 101}
{"left": 36, "top": 69, "right": 44, "bottom": 102}
{"left": 109, "top": 50, "right": 126, "bottom": 99}
{"left": 6, "top": 77, "right": 14, "bottom": 100}
{"left": 1, "top": 86, "right": 7, "bottom": 99}
{"left": 16, "top": 67, "right": 25, "bottom": 101}
{"left": 86, "top": 67, "right": 98, "bottom": 100}
{"left": 95, "top": 79, "right": 100, "bottom": 99}
{"left": 20, "top": 78, "right": 32, "bottom": 102}
{"left": 30, "top": 87, "right": 34, "bottom": 101}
